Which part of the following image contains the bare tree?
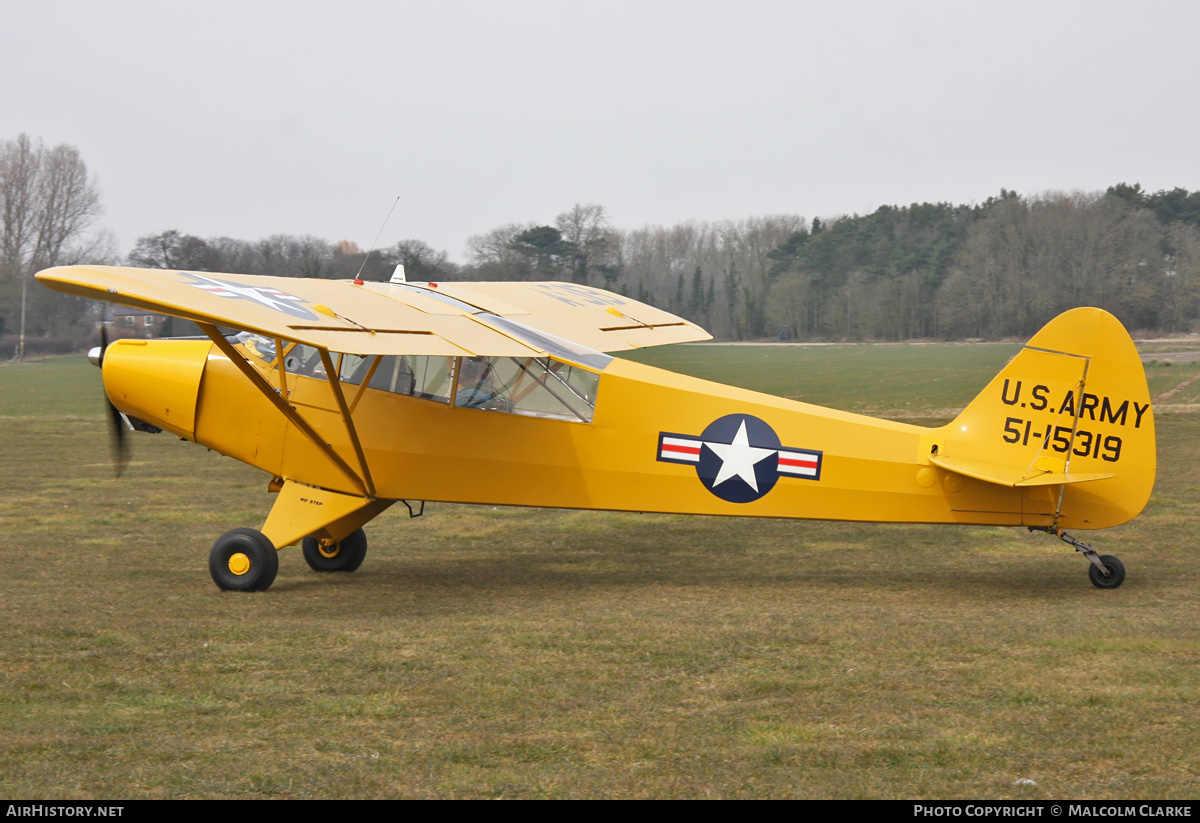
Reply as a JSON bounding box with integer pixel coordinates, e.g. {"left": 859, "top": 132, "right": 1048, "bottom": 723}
{"left": 385, "top": 239, "right": 459, "bottom": 281}
{"left": 1, "top": 134, "right": 40, "bottom": 282}
{"left": 129, "top": 229, "right": 221, "bottom": 271}
{"left": 1, "top": 134, "right": 103, "bottom": 355}
{"left": 615, "top": 215, "right": 803, "bottom": 337}
{"left": 33, "top": 145, "right": 104, "bottom": 268}
{"left": 935, "top": 193, "right": 1170, "bottom": 338}
{"left": 465, "top": 222, "right": 536, "bottom": 280}
{"left": 555, "top": 203, "right": 616, "bottom": 284}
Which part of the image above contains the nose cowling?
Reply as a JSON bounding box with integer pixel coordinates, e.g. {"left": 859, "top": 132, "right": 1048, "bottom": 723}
{"left": 102, "top": 339, "right": 212, "bottom": 439}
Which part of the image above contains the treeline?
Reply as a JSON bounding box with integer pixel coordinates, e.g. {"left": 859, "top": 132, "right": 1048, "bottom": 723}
{"left": 463, "top": 204, "right": 803, "bottom": 339}
{"left": 931, "top": 189, "right": 1199, "bottom": 339}
{"left": 466, "top": 189, "right": 1200, "bottom": 339}
{"left": 126, "top": 230, "right": 459, "bottom": 285}
{"left": 7, "top": 132, "right": 1200, "bottom": 345}
{"left": 77, "top": 188, "right": 1200, "bottom": 342}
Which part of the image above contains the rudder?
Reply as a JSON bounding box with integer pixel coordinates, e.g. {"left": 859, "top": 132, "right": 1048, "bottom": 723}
{"left": 935, "top": 308, "right": 1155, "bottom": 529}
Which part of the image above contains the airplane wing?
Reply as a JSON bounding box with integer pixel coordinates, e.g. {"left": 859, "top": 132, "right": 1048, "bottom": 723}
{"left": 403, "top": 280, "right": 713, "bottom": 351}
{"left": 37, "top": 266, "right": 710, "bottom": 357}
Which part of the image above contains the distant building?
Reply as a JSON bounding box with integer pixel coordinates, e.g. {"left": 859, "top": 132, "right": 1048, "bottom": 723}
{"left": 99, "top": 306, "right": 168, "bottom": 339}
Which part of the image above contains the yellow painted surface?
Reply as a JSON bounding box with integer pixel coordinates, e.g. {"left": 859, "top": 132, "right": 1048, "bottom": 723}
{"left": 260, "top": 480, "right": 391, "bottom": 548}
{"left": 103, "top": 339, "right": 210, "bottom": 437}
{"left": 422, "top": 280, "right": 712, "bottom": 350}
{"left": 75, "top": 266, "right": 1156, "bottom": 542}
{"left": 191, "top": 350, "right": 286, "bottom": 476}
{"left": 36, "top": 266, "right": 709, "bottom": 356}
{"left": 937, "top": 308, "right": 1155, "bottom": 528}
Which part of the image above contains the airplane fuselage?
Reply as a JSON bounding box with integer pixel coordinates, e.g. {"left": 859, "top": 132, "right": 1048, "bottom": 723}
{"left": 102, "top": 334, "right": 1148, "bottom": 536}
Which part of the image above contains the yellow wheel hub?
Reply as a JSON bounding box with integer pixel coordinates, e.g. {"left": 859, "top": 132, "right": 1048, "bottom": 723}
{"left": 227, "top": 552, "right": 252, "bottom": 576}
{"left": 318, "top": 543, "right": 341, "bottom": 559}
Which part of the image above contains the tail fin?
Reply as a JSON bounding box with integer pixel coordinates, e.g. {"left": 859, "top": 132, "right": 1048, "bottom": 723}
{"left": 933, "top": 308, "right": 1155, "bottom": 529}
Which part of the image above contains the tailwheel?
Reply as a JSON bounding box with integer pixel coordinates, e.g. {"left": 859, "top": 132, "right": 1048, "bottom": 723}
{"left": 1088, "top": 554, "right": 1126, "bottom": 589}
{"left": 209, "top": 528, "right": 280, "bottom": 591}
{"left": 302, "top": 527, "right": 367, "bottom": 573}
{"left": 1028, "top": 526, "right": 1127, "bottom": 589}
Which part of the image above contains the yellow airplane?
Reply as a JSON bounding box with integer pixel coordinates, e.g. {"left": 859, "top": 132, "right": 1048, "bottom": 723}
{"left": 37, "top": 265, "right": 1155, "bottom": 592}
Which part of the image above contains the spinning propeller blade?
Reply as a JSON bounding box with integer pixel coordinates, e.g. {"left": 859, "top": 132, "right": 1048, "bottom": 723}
{"left": 97, "top": 320, "right": 129, "bottom": 477}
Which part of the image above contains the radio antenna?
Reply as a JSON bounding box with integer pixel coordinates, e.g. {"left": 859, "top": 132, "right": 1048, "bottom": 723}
{"left": 353, "top": 195, "right": 401, "bottom": 284}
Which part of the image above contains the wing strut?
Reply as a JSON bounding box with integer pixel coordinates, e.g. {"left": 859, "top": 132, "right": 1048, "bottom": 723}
{"left": 317, "top": 349, "right": 377, "bottom": 497}
{"left": 199, "top": 324, "right": 372, "bottom": 498}
{"left": 348, "top": 355, "right": 384, "bottom": 414}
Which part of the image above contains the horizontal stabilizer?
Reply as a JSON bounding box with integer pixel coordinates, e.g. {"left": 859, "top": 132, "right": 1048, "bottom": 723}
{"left": 929, "top": 455, "right": 1115, "bottom": 488}
{"left": 1013, "top": 471, "right": 1116, "bottom": 487}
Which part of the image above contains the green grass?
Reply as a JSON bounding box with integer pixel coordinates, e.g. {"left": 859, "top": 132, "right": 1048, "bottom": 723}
{"left": 1141, "top": 359, "right": 1200, "bottom": 405}
{"left": 1135, "top": 340, "right": 1200, "bottom": 354}
{"left": 0, "top": 356, "right": 104, "bottom": 418}
{"left": 0, "top": 347, "right": 1197, "bottom": 799}
{"left": 623, "top": 342, "right": 1024, "bottom": 416}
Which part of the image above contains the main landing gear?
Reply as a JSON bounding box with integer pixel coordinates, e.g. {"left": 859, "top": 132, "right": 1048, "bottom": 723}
{"left": 1028, "top": 526, "right": 1126, "bottom": 589}
{"left": 208, "top": 526, "right": 372, "bottom": 590}
{"left": 209, "top": 528, "right": 280, "bottom": 592}
{"left": 302, "top": 528, "right": 368, "bottom": 572}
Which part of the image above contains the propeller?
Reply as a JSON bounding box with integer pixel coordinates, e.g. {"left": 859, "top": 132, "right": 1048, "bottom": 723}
{"left": 94, "top": 316, "right": 130, "bottom": 477}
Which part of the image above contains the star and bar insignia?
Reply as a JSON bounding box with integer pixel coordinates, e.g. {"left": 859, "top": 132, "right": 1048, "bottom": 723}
{"left": 178, "top": 273, "right": 318, "bottom": 321}
{"left": 658, "top": 413, "right": 822, "bottom": 503}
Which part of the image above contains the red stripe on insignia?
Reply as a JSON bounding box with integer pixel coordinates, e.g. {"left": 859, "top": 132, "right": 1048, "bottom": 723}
{"left": 779, "top": 456, "right": 818, "bottom": 468}
{"left": 663, "top": 444, "right": 701, "bottom": 456}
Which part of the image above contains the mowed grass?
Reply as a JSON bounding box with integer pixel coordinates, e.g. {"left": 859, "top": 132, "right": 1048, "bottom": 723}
{"left": 0, "top": 351, "right": 1197, "bottom": 799}
{"left": 623, "top": 342, "right": 1024, "bottom": 417}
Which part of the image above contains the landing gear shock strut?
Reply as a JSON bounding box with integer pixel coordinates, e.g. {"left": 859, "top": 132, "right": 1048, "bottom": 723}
{"left": 1028, "top": 526, "right": 1126, "bottom": 589}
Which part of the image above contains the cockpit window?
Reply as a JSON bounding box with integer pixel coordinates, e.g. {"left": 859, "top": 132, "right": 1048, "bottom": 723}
{"left": 239, "top": 334, "right": 457, "bottom": 405}
{"left": 338, "top": 354, "right": 455, "bottom": 403}
{"left": 237, "top": 334, "right": 327, "bottom": 379}
{"left": 236, "top": 332, "right": 278, "bottom": 365}
{"left": 455, "top": 356, "right": 599, "bottom": 422}
{"left": 237, "top": 336, "right": 597, "bottom": 419}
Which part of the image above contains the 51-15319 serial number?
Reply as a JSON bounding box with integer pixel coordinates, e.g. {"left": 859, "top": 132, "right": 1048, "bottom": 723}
{"left": 1002, "top": 417, "right": 1122, "bottom": 462}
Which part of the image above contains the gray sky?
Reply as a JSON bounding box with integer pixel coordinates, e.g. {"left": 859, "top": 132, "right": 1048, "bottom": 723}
{"left": 5, "top": 0, "right": 1198, "bottom": 262}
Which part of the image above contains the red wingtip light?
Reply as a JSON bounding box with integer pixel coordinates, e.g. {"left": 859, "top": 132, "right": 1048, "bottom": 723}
{"left": 428, "top": 282, "right": 438, "bottom": 288}
{"left": 354, "top": 278, "right": 364, "bottom": 286}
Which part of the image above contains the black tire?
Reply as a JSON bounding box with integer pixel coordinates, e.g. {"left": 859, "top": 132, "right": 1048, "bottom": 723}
{"left": 209, "top": 528, "right": 279, "bottom": 592}
{"left": 302, "top": 527, "right": 368, "bottom": 573}
{"left": 1088, "top": 554, "right": 1126, "bottom": 589}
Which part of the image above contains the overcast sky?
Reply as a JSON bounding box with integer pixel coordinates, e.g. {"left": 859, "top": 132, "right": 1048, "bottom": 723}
{"left": 4, "top": 0, "right": 1198, "bottom": 263}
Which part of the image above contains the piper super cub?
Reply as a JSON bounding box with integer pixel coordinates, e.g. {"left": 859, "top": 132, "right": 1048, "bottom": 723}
{"left": 36, "top": 265, "right": 1155, "bottom": 592}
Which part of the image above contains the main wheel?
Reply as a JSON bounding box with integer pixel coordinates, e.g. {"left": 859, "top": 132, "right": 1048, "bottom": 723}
{"left": 1088, "top": 554, "right": 1126, "bottom": 589}
{"left": 209, "top": 528, "right": 280, "bottom": 592}
{"left": 302, "top": 527, "right": 368, "bottom": 572}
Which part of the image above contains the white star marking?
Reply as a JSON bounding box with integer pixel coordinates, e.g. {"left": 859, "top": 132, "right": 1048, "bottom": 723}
{"left": 704, "top": 420, "right": 777, "bottom": 492}
{"left": 190, "top": 275, "right": 302, "bottom": 314}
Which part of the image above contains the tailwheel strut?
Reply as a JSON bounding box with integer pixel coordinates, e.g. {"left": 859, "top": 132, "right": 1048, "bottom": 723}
{"left": 1028, "top": 526, "right": 1126, "bottom": 589}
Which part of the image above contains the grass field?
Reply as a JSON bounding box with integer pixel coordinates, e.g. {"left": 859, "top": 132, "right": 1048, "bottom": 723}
{"left": 0, "top": 347, "right": 1197, "bottom": 799}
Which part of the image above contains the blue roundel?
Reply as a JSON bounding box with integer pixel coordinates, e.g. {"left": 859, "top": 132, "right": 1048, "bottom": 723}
{"left": 696, "top": 414, "right": 781, "bottom": 503}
